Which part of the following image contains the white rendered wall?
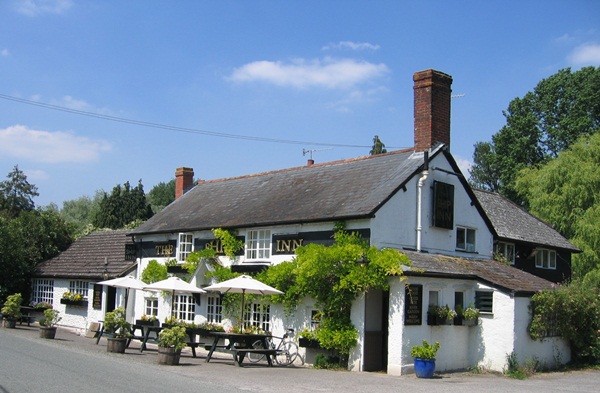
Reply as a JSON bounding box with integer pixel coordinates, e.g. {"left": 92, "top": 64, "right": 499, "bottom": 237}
{"left": 51, "top": 279, "right": 104, "bottom": 334}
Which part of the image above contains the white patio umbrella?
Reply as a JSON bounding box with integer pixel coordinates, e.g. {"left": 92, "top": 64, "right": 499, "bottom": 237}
{"left": 97, "top": 275, "right": 146, "bottom": 308}
{"left": 203, "top": 275, "right": 284, "bottom": 329}
{"left": 143, "top": 277, "right": 206, "bottom": 317}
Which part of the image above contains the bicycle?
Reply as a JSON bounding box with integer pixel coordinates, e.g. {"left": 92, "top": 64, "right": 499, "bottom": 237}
{"left": 247, "top": 328, "right": 299, "bottom": 366}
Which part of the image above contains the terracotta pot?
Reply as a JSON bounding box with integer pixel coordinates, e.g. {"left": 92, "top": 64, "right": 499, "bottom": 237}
{"left": 40, "top": 326, "right": 57, "bottom": 339}
{"left": 158, "top": 347, "right": 182, "bottom": 365}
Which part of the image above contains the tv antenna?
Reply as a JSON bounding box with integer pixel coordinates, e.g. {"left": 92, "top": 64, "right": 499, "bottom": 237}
{"left": 451, "top": 94, "right": 465, "bottom": 99}
{"left": 303, "top": 148, "right": 332, "bottom": 160}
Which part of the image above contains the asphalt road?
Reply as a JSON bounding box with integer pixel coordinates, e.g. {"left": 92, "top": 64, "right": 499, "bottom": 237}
{"left": 1, "top": 325, "right": 599, "bottom": 393}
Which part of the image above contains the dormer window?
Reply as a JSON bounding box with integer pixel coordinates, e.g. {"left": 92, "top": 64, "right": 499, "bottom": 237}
{"left": 456, "top": 227, "right": 476, "bottom": 252}
{"left": 246, "top": 229, "right": 271, "bottom": 260}
{"left": 177, "top": 233, "right": 193, "bottom": 262}
{"left": 495, "top": 242, "right": 515, "bottom": 265}
{"left": 535, "top": 248, "right": 556, "bottom": 270}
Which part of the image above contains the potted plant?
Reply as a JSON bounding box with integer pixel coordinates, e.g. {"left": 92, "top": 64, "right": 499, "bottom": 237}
{"left": 2, "top": 293, "right": 23, "bottom": 328}
{"left": 39, "top": 309, "right": 61, "bottom": 339}
{"left": 427, "top": 305, "right": 456, "bottom": 325}
{"left": 411, "top": 340, "right": 440, "bottom": 378}
{"left": 158, "top": 325, "right": 187, "bottom": 365}
{"left": 461, "top": 304, "right": 480, "bottom": 326}
{"left": 104, "top": 307, "right": 131, "bottom": 353}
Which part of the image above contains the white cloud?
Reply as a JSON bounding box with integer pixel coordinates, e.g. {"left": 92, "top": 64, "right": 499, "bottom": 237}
{"left": 228, "top": 57, "right": 388, "bottom": 89}
{"left": 14, "top": 0, "right": 73, "bottom": 16}
{"left": 326, "top": 86, "right": 389, "bottom": 112}
{"left": 322, "top": 41, "right": 380, "bottom": 51}
{"left": 454, "top": 156, "right": 473, "bottom": 180}
{"left": 0, "top": 125, "right": 111, "bottom": 164}
{"left": 22, "top": 168, "right": 49, "bottom": 181}
{"left": 1, "top": 49, "right": 9, "bottom": 57}
{"left": 567, "top": 43, "right": 600, "bottom": 66}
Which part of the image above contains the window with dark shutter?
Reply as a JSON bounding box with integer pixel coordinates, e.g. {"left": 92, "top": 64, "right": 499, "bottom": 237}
{"left": 475, "top": 291, "right": 493, "bottom": 313}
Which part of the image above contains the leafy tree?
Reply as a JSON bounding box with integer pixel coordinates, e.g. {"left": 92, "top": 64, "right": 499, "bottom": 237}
{"left": 516, "top": 133, "right": 600, "bottom": 278}
{"left": 60, "top": 191, "right": 104, "bottom": 235}
{"left": 470, "top": 66, "right": 600, "bottom": 204}
{"left": 369, "top": 135, "right": 387, "bottom": 155}
{"left": 0, "top": 208, "right": 72, "bottom": 301}
{"left": 92, "top": 180, "right": 153, "bottom": 229}
{"left": 147, "top": 179, "right": 175, "bottom": 213}
{"left": 0, "top": 165, "right": 39, "bottom": 218}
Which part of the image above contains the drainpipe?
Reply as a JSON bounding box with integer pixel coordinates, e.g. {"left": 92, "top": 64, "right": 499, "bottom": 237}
{"left": 416, "top": 151, "right": 429, "bottom": 252}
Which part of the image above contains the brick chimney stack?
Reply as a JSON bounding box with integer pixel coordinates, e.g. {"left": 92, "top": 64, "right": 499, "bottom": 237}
{"left": 413, "top": 69, "right": 453, "bottom": 152}
{"left": 175, "top": 167, "right": 194, "bottom": 199}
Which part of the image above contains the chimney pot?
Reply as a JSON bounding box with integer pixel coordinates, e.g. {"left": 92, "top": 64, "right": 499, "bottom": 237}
{"left": 175, "top": 167, "right": 194, "bottom": 199}
{"left": 413, "top": 69, "right": 453, "bottom": 152}
{"left": 307, "top": 159, "right": 314, "bottom": 166}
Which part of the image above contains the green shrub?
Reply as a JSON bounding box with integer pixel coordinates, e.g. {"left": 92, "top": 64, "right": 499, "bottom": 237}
{"left": 411, "top": 340, "right": 440, "bottom": 360}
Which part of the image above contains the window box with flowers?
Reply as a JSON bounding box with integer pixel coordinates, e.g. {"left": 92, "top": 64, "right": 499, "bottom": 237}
{"left": 60, "top": 292, "right": 88, "bottom": 307}
{"left": 135, "top": 315, "right": 159, "bottom": 327}
{"left": 427, "top": 305, "right": 457, "bottom": 326}
{"left": 298, "top": 328, "right": 322, "bottom": 349}
{"left": 454, "top": 304, "right": 479, "bottom": 326}
{"left": 190, "top": 322, "right": 225, "bottom": 338}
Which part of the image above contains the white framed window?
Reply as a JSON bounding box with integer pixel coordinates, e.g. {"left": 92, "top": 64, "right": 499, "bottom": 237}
{"left": 245, "top": 303, "right": 270, "bottom": 332}
{"left": 69, "top": 280, "right": 89, "bottom": 299}
{"left": 495, "top": 242, "right": 515, "bottom": 264}
{"left": 456, "top": 226, "right": 476, "bottom": 252}
{"left": 178, "top": 233, "right": 194, "bottom": 262}
{"left": 245, "top": 229, "right": 271, "bottom": 260}
{"left": 174, "top": 294, "right": 195, "bottom": 322}
{"left": 206, "top": 294, "right": 222, "bottom": 323}
{"left": 535, "top": 248, "right": 557, "bottom": 270}
{"left": 145, "top": 297, "right": 158, "bottom": 316}
{"left": 31, "top": 279, "right": 54, "bottom": 305}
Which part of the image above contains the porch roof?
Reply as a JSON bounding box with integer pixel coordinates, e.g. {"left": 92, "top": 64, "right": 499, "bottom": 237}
{"left": 402, "top": 250, "right": 555, "bottom": 296}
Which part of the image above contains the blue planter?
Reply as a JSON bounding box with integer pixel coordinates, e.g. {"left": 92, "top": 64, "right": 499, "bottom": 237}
{"left": 414, "top": 358, "right": 436, "bottom": 378}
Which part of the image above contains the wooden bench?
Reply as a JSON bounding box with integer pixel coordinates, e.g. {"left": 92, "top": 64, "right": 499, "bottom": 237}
{"left": 230, "top": 348, "right": 280, "bottom": 367}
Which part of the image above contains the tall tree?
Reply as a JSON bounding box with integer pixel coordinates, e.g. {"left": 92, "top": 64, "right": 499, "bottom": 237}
{"left": 516, "top": 133, "right": 600, "bottom": 278}
{"left": 92, "top": 180, "right": 153, "bottom": 229}
{"left": 0, "top": 165, "right": 39, "bottom": 218}
{"left": 369, "top": 135, "right": 387, "bottom": 155}
{"left": 147, "top": 179, "right": 175, "bottom": 213}
{"left": 0, "top": 208, "right": 73, "bottom": 301}
{"left": 470, "top": 66, "right": 600, "bottom": 204}
{"left": 60, "top": 191, "right": 104, "bottom": 235}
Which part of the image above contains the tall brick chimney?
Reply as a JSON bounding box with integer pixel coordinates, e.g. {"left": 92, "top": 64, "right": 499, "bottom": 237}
{"left": 413, "top": 69, "right": 453, "bottom": 152}
{"left": 175, "top": 167, "right": 194, "bottom": 199}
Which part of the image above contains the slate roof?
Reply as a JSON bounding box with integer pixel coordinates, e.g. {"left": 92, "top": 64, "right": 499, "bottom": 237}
{"left": 34, "top": 230, "right": 136, "bottom": 279}
{"left": 133, "top": 147, "right": 434, "bottom": 235}
{"left": 472, "top": 189, "right": 579, "bottom": 252}
{"left": 402, "top": 250, "right": 555, "bottom": 295}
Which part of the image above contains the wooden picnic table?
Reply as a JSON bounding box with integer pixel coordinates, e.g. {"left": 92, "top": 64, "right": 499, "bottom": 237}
{"left": 205, "top": 331, "right": 278, "bottom": 367}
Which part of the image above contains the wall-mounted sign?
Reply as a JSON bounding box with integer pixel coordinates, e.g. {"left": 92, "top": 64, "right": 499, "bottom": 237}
{"left": 124, "top": 243, "right": 138, "bottom": 261}
{"left": 195, "top": 237, "right": 245, "bottom": 256}
{"left": 140, "top": 240, "right": 176, "bottom": 258}
{"left": 92, "top": 284, "right": 103, "bottom": 310}
{"left": 272, "top": 229, "right": 371, "bottom": 255}
{"left": 404, "top": 284, "right": 423, "bottom": 325}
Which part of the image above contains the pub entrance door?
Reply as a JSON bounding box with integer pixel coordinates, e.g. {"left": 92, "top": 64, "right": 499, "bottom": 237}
{"left": 362, "top": 289, "right": 389, "bottom": 372}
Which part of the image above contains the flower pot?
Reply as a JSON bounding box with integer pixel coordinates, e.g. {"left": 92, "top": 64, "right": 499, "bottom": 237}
{"left": 39, "top": 326, "right": 57, "bottom": 339}
{"left": 60, "top": 299, "right": 88, "bottom": 307}
{"left": 298, "top": 337, "right": 321, "bottom": 349}
{"left": 3, "top": 318, "right": 17, "bottom": 328}
{"left": 414, "top": 358, "right": 436, "bottom": 378}
{"left": 158, "top": 347, "right": 182, "bottom": 365}
{"left": 107, "top": 337, "right": 128, "bottom": 353}
{"left": 135, "top": 319, "right": 159, "bottom": 327}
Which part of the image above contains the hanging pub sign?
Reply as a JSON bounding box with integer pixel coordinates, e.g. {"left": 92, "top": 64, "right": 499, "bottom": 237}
{"left": 404, "top": 284, "right": 423, "bottom": 325}
{"left": 124, "top": 243, "right": 138, "bottom": 261}
{"left": 432, "top": 181, "right": 454, "bottom": 229}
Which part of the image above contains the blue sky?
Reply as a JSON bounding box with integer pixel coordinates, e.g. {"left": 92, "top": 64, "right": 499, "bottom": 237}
{"left": 1, "top": 0, "right": 599, "bottom": 208}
